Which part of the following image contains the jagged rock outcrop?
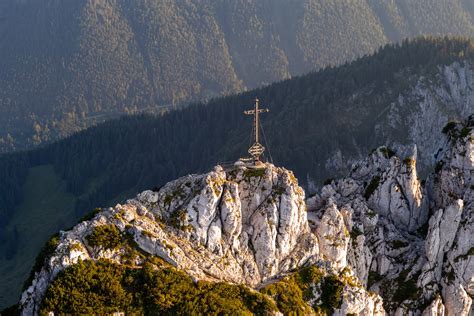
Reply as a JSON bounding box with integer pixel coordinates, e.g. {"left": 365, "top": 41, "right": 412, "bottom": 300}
{"left": 18, "top": 117, "right": 473, "bottom": 315}
{"left": 419, "top": 119, "right": 474, "bottom": 315}
{"left": 22, "top": 164, "right": 318, "bottom": 310}
{"left": 20, "top": 163, "right": 383, "bottom": 315}
{"left": 133, "top": 164, "right": 317, "bottom": 285}
{"left": 308, "top": 117, "right": 473, "bottom": 315}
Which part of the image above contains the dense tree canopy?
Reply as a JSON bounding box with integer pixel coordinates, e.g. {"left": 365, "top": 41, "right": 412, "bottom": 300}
{"left": 0, "top": 0, "right": 473, "bottom": 152}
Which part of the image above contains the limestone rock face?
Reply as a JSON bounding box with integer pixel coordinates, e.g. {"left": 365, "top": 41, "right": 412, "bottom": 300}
{"left": 334, "top": 274, "right": 386, "bottom": 316}
{"left": 308, "top": 118, "right": 473, "bottom": 314}
{"left": 352, "top": 145, "right": 428, "bottom": 233}
{"left": 315, "top": 200, "right": 350, "bottom": 270}
{"left": 133, "top": 164, "right": 317, "bottom": 285}
{"left": 20, "top": 164, "right": 323, "bottom": 315}
{"left": 419, "top": 120, "right": 474, "bottom": 316}
{"left": 394, "top": 62, "right": 474, "bottom": 172}
{"left": 422, "top": 296, "right": 445, "bottom": 316}
{"left": 310, "top": 146, "right": 426, "bottom": 288}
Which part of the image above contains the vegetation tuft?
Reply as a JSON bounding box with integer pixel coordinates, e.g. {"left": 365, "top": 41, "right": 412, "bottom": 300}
{"left": 442, "top": 121, "right": 457, "bottom": 134}
{"left": 364, "top": 176, "right": 381, "bottom": 200}
{"left": 79, "top": 208, "right": 102, "bottom": 222}
{"left": 260, "top": 265, "right": 347, "bottom": 315}
{"left": 403, "top": 158, "right": 416, "bottom": 166}
{"left": 435, "top": 161, "right": 445, "bottom": 173}
{"left": 244, "top": 168, "right": 266, "bottom": 179}
{"left": 350, "top": 227, "right": 363, "bottom": 240}
{"left": 319, "top": 275, "right": 345, "bottom": 313}
{"left": 368, "top": 271, "right": 383, "bottom": 288}
{"left": 392, "top": 270, "right": 420, "bottom": 304}
{"left": 379, "top": 147, "right": 396, "bottom": 159}
{"left": 85, "top": 225, "right": 122, "bottom": 251}
{"left": 390, "top": 240, "right": 409, "bottom": 249}
{"left": 460, "top": 127, "right": 472, "bottom": 138}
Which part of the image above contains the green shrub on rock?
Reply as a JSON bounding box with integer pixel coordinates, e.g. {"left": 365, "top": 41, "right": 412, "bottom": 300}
{"left": 85, "top": 224, "right": 122, "bottom": 251}
{"left": 319, "top": 275, "right": 344, "bottom": 313}
{"left": 259, "top": 265, "right": 348, "bottom": 315}
{"left": 442, "top": 121, "right": 457, "bottom": 134}
{"left": 364, "top": 176, "right": 381, "bottom": 200}
{"left": 261, "top": 276, "right": 309, "bottom": 314}
{"left": 244, "top": 168, "right": 266, "bottom": 179}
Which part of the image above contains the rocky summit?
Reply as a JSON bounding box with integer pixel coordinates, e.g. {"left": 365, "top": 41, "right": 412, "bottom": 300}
{"left": 19, "top": 118, "right": 473, "bottom": 315}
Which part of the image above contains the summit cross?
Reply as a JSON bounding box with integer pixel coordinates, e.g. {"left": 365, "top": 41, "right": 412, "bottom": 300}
{"left": 244, "top": 97, "right": 269, "bottom": 163}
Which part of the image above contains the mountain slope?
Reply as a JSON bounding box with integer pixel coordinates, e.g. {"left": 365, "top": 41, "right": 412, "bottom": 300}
{"left": 1, "top": 0, "right": 474, "bottom": 152}
{"left": 13, "top": 116, "right": 474, "bottom": 315}
{"left": 0, "top": 37, "right": 473, "bottom": 309}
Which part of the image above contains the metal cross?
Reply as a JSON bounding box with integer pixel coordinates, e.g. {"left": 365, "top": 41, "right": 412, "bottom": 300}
{"left": 244, "top": 98, "right": 269, "bottom": 162}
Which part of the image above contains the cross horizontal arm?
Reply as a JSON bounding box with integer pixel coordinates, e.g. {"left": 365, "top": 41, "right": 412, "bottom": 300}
{"left": 244, "top": 109, "right": 269, "bottom": 115}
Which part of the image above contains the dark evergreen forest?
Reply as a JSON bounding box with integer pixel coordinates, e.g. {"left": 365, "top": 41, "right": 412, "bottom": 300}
{"left": 1, "top": 37, "right": 473, "bottom": 232}
{"left": 1, "top": 0, "right": 473, "bottom": 152}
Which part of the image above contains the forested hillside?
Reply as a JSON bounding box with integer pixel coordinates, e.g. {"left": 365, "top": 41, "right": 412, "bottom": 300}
{"left": 1, "top": 0, "right": 473, "bottom": 152}
{"left": 0, "top": 37, "right": 473, "bottom": 309}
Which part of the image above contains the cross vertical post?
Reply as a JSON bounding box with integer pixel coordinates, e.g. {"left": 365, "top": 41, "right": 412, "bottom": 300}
{"left": 244, "top": 97, "right": 269, "bottom": 164}
{"left": 255, "top": 98, "right": 260, "bottom": 144}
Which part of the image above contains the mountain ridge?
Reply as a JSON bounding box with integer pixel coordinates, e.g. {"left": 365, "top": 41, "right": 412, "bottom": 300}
{"left": 1, "top": 0, "right": 474, "bottom": 152}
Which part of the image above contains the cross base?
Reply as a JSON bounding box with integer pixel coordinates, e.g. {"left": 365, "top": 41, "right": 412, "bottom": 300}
{"left": 237, "top": 158, "right": 266, "bottom": 169}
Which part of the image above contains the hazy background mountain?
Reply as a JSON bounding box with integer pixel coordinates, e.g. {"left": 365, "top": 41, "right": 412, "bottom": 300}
{"left": 0, "top": 37, "right": 473, "bottom": 309}
{"left": 0, "top": 0, "right": 473, "bottom": 152}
